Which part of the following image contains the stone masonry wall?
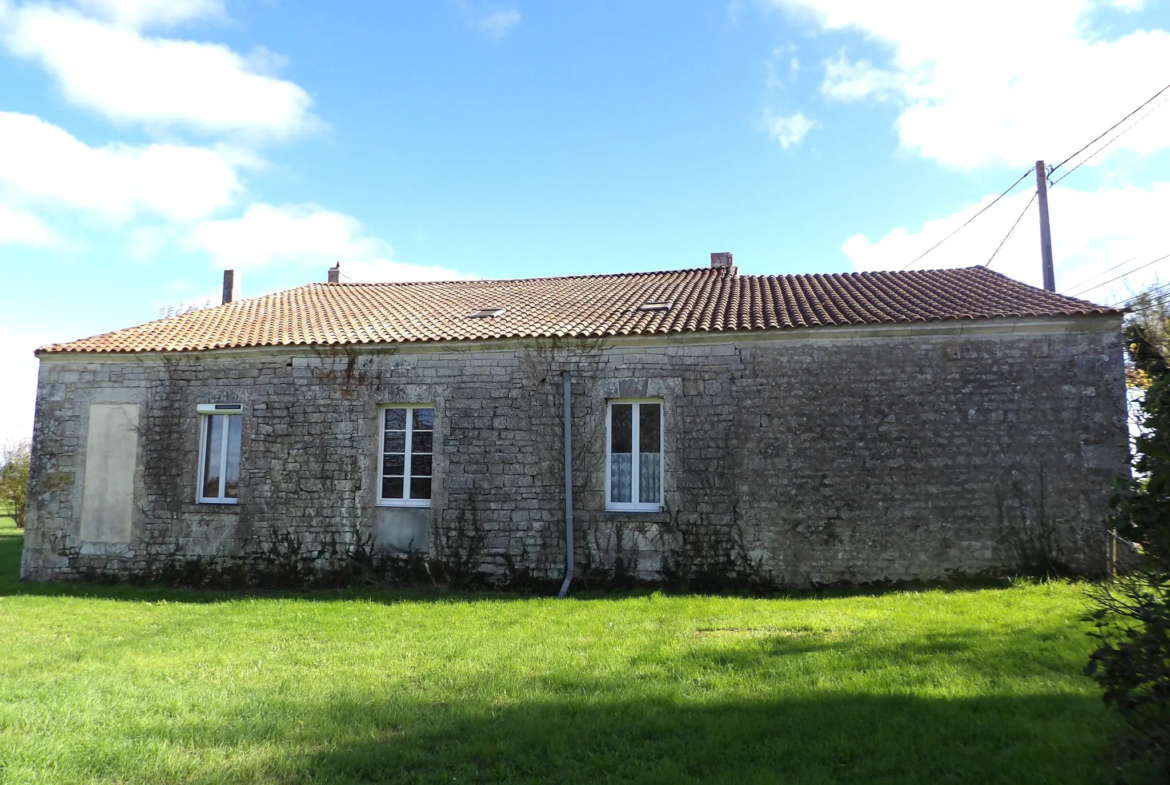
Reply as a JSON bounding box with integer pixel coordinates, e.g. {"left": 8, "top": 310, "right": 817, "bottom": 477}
{"left": 21, "top": 317, "right": 1127, "bottom": 588}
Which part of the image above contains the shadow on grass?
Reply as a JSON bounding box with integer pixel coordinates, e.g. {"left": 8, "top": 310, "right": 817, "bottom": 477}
{"left": 295, "top": 694, "right": 1111, "bottom": 785}
{"left": 35, "top": 692, "right": 1113, "bottom": 785}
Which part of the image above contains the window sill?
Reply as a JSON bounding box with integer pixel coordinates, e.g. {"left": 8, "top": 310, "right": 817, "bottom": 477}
{"left": 377, "top": 500, "right": 432, "bottom": 509}
{"left": 183, "top": 501, "right": 241, "bottom": 513}
{"left": 600, "top": 509, "right": 672, "bottom": 524}
{"left": 197, "top": 499, "right": 239, "bottom": 505}
{"left": 605, "top": 505, "right": 663, "bottom": 514}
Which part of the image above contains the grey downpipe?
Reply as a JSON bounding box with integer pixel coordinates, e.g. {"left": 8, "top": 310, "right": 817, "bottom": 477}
{"left": 558, "top": 370, "right": 574, "bottom": 598}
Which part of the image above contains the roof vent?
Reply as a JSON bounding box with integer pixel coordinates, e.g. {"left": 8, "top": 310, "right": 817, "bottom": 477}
{"left": 639, "top": 301, "right": 672, "bottom": 312}
{"left": 469, "top": 307, "right": 506, "bottom": 319}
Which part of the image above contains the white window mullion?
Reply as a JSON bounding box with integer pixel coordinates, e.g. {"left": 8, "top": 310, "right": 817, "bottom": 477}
{"left": 217, "top": 415, "right": 230, "bottom": 500}
{"left": 631, "top": 402, "right": 640, "bottom": 506}
{"left": 606, "top": 401, "right": 617, "bottom": 509}
{"left": 403, "top": 410, "right": 414, "bottom": 501}
{"left": 659, "top": 405, "right": 664, "bottom": 495}
{"left": 196, "top": 417, "right": 207, "bottom": 503}
{"left": 377, "top": 411, "right": 385, "bottom": 495}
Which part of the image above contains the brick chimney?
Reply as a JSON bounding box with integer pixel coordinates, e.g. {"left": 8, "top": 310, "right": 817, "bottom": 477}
{"left": 222, "top": 270, "right": 239, "bottom": 304}
{"left": 328, "top": 262, "right": 341, "bottom": 284}
{"left": 710, "top": 252, "right": 735, "bottom": 273}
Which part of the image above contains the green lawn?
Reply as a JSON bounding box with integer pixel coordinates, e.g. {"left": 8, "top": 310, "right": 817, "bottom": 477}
{"left": 0, "top": 517, "right": 1120, "bottom": 785}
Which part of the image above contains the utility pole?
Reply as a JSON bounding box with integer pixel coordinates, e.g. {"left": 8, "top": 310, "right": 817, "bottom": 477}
{"left": 1035, "top": 160, "right": 1055, "bottom": 291}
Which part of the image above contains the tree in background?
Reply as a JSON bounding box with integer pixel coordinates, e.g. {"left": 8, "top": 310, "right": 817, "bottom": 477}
{"left": 1125, "top": 285, "right": 1170, "bottom": 391}
{"left": 1085, "top": 290, "right": 1170, "bottom": 778}
{"left": 0, "top": 440, "right": 30, "bottom": 528}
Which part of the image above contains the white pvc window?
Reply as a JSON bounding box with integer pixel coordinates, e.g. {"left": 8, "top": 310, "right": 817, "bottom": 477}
{"left": 606, "top": 399, "right": 663, "bottom": 512}
{"left": 196, "top": 404, "right": 242, "bottom": 504}
{"left": 378, "top": 405, "right": 434, "bottom": 507}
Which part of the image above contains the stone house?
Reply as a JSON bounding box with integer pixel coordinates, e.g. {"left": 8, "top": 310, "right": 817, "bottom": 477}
{"left": 21, "top": 254, "right": 1127, "bottom": 589}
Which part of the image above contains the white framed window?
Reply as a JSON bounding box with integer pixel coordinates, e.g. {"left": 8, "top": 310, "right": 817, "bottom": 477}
{"left": 196, "top": 404, "right": 242, "bottom": 504}
{"left": 378, "top": 405, "right": 434, "bottom": 507}
{"left": 606, "top": 399, "right": 663, "bottom": 512}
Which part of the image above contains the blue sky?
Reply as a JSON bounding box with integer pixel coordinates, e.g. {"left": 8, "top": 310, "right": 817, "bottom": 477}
{"left": 2, "top": 0, "right": 1169, "bottom": 443}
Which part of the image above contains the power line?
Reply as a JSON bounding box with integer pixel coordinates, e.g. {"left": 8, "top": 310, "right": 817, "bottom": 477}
{"left": 1066, "top": 254, "right": 1166, "bottom": 298}
{"left": 1067, "top": 252, "right": 1170, "bottom": 299}
{"left": 984, "top": 190, "right": 1038, "bottom": 270}
{"left": 1113, "top": 287, "right": 1170, "bottom": 310}
{"left": 1107, "top": 278, "right": 1170, "bottom": 310}
{"left": 1108, "top": 270, "right": 1170, "bottom": 307}
{"left": 1050, "top": 79, "right": 1170, "bottom": 175}
{"left": 1061, "top": 255, "right": 1141, "bottom": 297}
{"left": 1106, "top": 285, "right": 1157, "bottom": 309}
{"left": 893, "top": 80, "right": 1170, "bottom": 277}
{"left": 898, "top": 165, "right": 1035, "bottom": 271}
{"left": 1052, "top": 94, "right": 1170, "bottom": 188}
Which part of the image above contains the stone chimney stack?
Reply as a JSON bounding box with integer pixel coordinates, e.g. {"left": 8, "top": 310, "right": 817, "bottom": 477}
{"left": 710, "top": 252, "right": 735, "bottom": 271}
{"left": 328, "top": 262, "right": 341, "bottom": 284}
{"left": 222, "top": 270, "right": 239, "bottom": 304}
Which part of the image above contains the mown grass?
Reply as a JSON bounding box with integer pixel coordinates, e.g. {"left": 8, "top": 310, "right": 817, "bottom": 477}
{"left": 0, "top": 518, "right": 1118, "bottom": 784}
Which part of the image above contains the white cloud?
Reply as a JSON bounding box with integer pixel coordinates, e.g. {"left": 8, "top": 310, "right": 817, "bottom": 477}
{"left": 820, "top": 52, "right": 903, "bottom": 101}
{"left": 762, "top": 0, "right": 1170, "bottom": 305}
{"left": 0, "top": 112, "right": 241, "bottom": 221}
{"left": 73, "top": 0, "right": 224, "bottom": 29}
{"left": 728, "top": 0, "right": 745, "bottom": 27}
{"left": 763, "top": 109, "right": 815, "bottom": 148}
{"left": 477, "top": 8, "right": 520, "bottom": 39}
{"left": 125, "top": 224, "right": 176, "bottom": 261}
{"left": 1111, "top": 0, "right": 1146, "bottom": 10}
{"left": 2, "top": 4, "right": 315, "bottom": 138}
{"left": 186, "top": 203, "right": 476, "bottom": 281}
{"left": 0, "top": 328, "right": 53, "bottom": 447}
{"left": 186, "top": 203, "right": 384, "bottom": 268}
{"left": 764, "top": 44, "right": 799, "bottom": 88}
{"left": 0, "top": 205, "right": 57, "bottom": 246}
{"left": 770, "top": 0, "right": 1170, "bottom": 169}
{"left": 454, "top": 2, "right": 520, "bottom": 39}
{"left": 340, "top": 259, "right": 478, "bottom": 283}
{"left": 842, "top": 181, "right": 1170, "bottom": 304}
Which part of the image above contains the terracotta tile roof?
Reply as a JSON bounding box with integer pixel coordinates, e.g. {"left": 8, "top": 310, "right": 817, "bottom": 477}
{"left": 38, "top": 266, "right": 1120, "bottom": 355}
